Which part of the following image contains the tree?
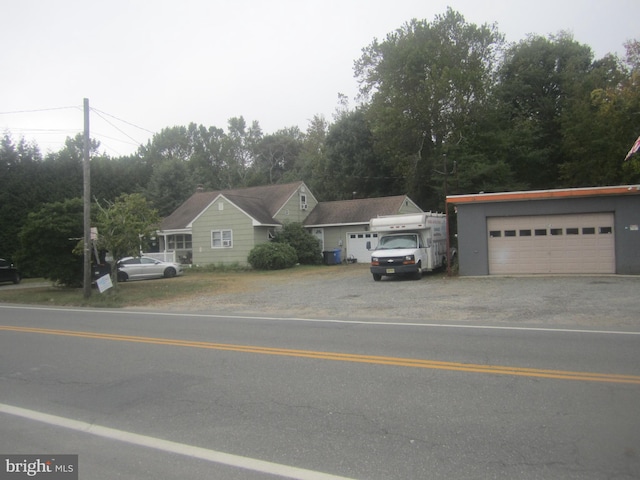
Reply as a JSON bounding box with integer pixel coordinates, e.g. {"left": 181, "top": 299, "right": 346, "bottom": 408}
{"left": 0, "top": 134, "right": 43, "bottom": 260}
{"left": 495, "top": 33, "right": 595, "bottom": 189}
{"left": 15, "top": 198, "right": 85, "bottom": 286}
{"left": 250, "top": 127, "right": 303, "bottom": 185}
{"left": 95, "top": 193, "right": 160, "bottom": 283}
{"left": 144, "top": 158, "right": 195, "bottom": 217}
{"left": 355, "top": 8, "right": 504, "bottom": 208}
{"left": 223, "top": 117, "right": 262, "bottom": 187}
{"left": 273, "top": 222, "right": 322, "bottom": 265}
{"left": 559, "top": 41, "right": 640, "bottom": 185}
{"left": 295, "top": 115, "right": 329, "bottom": 196}
{"left": 324, "top": 109, "right": 391, "bottom": 200}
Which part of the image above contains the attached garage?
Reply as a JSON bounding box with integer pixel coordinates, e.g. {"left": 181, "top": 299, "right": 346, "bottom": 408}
{"left": 347, "top": 232, "right": 379, "bottom": 263}
{"left": 447, "top": 186, "right": 640, "bottom": 276}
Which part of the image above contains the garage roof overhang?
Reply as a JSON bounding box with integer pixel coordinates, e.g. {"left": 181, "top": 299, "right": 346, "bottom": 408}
{"left": 447, "top": 185, "right": 640, "bottom": 205}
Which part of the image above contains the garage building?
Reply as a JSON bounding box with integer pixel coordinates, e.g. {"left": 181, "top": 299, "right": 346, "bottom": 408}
{"left": 447, "top": 185, "right": 640, "bottom": 276}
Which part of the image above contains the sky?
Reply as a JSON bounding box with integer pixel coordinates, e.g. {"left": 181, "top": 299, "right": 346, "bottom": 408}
{"left": 1, "top": 0, "right": 638, "bottom": 157}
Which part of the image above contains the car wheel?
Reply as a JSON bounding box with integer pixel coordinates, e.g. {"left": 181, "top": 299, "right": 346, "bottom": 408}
{"left": 12, "top": 273, "right": 21, "bottom": 284}
{"left": 164, "top": 267, "right": 176, "bottom": 278}
{"left": 117, "top": 271, "right": 128, "bottom": 282}
{"left": 372, "top": 273, "right": 382, "bottom": 281}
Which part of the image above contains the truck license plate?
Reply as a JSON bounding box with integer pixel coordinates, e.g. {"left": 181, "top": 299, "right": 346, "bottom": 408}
{"left": 386, "top": 268, "right": 395, "bottom": 274}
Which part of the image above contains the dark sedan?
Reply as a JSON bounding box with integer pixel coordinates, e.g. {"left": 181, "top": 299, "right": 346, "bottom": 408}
{"left": 0, "top": 258, "right": 21, "bottom": 284}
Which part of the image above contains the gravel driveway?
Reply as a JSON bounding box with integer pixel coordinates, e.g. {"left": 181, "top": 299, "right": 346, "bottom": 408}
{"left": 157, "top": 264, "right": 640, "bottom": 329}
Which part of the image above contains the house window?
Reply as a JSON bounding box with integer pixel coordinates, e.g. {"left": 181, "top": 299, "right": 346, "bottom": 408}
{"left": 300, "top": 194, "right": 308, "bottom": 210}
{"left": 167, "top": 234, "right": 192, "bottom": 250}
{"left": 211, "top": 229, "right": 233, "bottom": 248}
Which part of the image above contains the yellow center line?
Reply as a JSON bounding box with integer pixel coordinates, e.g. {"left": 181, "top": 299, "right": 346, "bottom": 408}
{"left": 2, "top": 325, "right": 639, "bottom": 384}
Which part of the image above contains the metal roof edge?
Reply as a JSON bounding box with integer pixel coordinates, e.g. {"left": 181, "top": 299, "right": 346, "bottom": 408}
{"left": 447, "top": 185, "right": 640, "bottom": 204}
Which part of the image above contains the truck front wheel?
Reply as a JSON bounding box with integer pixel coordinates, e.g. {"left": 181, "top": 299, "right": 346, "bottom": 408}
{"left": 372, "top": 273, "right": 382, "bottom": 281}
{"left": 413, "top": 262, "right": 422, "bottom": 280}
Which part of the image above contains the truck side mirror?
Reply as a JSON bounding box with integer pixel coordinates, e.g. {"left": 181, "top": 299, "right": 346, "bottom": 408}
{"left": 366, "top": 241, "right": 371, "bottom": 250}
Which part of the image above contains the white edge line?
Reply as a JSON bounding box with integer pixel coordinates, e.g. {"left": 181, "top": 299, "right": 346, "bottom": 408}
{"left": 1, "top": 304, "right": 639, "bottom": 336}
{"left": 0, "top": 403, "right": 354, "bottom": 480}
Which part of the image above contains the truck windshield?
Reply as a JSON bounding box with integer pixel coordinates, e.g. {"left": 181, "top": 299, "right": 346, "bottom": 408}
{"left": 378, "top": 234, "right": 418, "bottom": 249}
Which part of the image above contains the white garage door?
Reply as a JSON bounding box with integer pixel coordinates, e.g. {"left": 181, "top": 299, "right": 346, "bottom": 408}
{"left": 487, "top": 213, "right": 615, "bottom": 274}
{"left": 347, "top": 232, "right": 379, "bottom": 263}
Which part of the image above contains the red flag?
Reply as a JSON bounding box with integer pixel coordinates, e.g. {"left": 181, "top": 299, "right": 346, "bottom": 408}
{"left": 625, "top": 135, "right": 640, "bottom": 161}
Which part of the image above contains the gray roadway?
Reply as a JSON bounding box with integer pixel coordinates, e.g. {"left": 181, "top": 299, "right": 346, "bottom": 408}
{"left": 1, "top": 301, "right": 639, "bottom": 479}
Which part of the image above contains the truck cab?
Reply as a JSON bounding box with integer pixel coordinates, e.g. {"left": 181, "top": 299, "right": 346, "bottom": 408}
{"left": 369, "top": 213, "right": 448, "bottom": 281}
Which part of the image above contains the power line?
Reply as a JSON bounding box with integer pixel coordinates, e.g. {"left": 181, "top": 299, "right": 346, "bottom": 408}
{"left": 90, "top": 108, "right": 143, "bottom": 146}
{"left": 90, "top": 107, "right": 155, "bottom": 134}
{"left": 1, "top": 103, "right": 154, "bottom": 157}
{"left": 0, "top": 105, "right": 81, "bottom": 115}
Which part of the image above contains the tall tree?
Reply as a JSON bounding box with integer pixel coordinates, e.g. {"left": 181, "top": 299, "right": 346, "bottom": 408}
{"left": 144, "top": 158, "right": 195, "bottom": 217}
{"left": 250, "top": 127, "right": 303, "bottom": 185}
{"left": 15, "top": 198, "right": 85, "bottom": 285}
{"left": 324, "top": 109, "right": 391, "bottom": 200}
{"left": 355, "top": 8, "right": 504, "bottom": 208}
{"left": 0, "top": 135, "right": 43, "bottom": 260}
{"left": 558, "top": 53, "right": 636, "bottom": 185}
{"left": 495, "top": 33, "right": 595, "bottom": 189}
{"left": 187, "top": 123, "right": 228, "bottom": 191}
{"left": 223, "top": 117, "right": 262, "bottom": 188}
{"left": 295, "top": 115, "right": 329, "bottom": 196}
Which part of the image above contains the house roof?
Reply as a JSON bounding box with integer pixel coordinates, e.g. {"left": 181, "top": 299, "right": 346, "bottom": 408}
{"left": 446, "top": 185, "right": 640, "bottom": 205}
{"left": 161, "top": 181, "right": 305, "bottom": 230}
{"left": 303, "top": 195, "right": 413, "bottom": 226}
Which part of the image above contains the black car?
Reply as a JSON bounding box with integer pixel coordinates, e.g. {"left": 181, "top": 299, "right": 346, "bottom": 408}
{"left": 0, "top": 258, "right": 21, "bottom": 284}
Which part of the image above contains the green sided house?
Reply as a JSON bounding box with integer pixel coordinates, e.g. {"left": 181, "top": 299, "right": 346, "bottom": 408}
{"left": 155, "top": 181, "right": 423, "bottom": 266}
{"left": 157, "top": 182, "right": 317, "bottom": 266}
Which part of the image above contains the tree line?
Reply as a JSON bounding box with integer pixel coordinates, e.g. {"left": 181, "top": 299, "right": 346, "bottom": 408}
{"left": 2, "top": 8, "right": 639, "bottom": 264}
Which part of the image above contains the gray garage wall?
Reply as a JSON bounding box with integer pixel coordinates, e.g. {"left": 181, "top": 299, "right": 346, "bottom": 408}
{"left": 455, "top": 195, "right": 640, "bottom": 275}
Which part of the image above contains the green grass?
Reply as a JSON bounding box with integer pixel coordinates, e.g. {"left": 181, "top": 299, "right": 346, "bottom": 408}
{"left": 0, "top": 264, "right": 343, "bottom": 309}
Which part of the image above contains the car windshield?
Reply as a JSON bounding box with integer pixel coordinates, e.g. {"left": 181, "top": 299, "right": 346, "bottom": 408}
{"left": 377, "top": 234, "right": 418, "bottom": 249}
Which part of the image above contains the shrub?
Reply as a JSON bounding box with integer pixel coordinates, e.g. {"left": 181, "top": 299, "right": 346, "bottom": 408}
{"left": 248, "top": 242, "right": 298, "bottom": 270}
{"left": 273, "top": 222, "right": 322, "bottom": 265}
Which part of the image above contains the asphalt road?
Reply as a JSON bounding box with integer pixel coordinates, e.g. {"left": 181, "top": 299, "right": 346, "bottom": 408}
{"left": 1, "top": 302, "right": 639, "bottom": 479}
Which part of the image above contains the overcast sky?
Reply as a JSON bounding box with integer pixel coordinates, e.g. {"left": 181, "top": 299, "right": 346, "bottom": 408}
{"left": 1, "top": 0, "right": 638, "bottom": 157}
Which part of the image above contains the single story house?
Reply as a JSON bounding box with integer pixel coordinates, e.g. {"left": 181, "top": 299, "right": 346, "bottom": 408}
{"left": 446, "top": 185, "right": 640, "bottom": 275}
{"left": 155, "top": 181, "right": 423, "bottom": 266}
{"left": 303, "top": 195, "right": 423, "bottom": 263}
{"left": 157, "top": 182, "right": 318, "bottom": 265}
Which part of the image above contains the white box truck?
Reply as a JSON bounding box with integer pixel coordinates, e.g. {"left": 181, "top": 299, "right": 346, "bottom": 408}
{"left": 369, "top": 213, "right": 450, "bottom": 281}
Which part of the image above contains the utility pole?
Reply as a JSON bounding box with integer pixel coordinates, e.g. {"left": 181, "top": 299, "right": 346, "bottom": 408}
{"left": 434, "top": 154, "right": 456, "bottom": 276}
{"left": 82, "top": 98, "right": 91, "bottom": 298}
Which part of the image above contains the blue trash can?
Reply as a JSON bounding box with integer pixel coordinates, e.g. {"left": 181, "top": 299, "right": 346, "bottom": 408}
{"left": 323, "top": 250, "right": 340, "bottom": 265}
{"left": 333, "top": 248, "right": 341, "bottom": 264}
